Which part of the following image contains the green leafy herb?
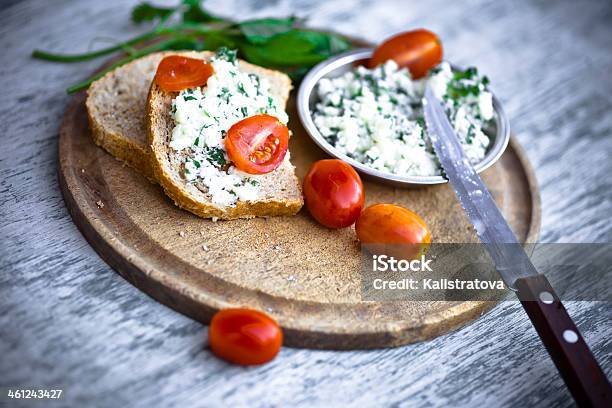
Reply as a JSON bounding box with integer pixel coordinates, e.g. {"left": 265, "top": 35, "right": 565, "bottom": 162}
{"left": 445, "top": 66, "right": 490, "bottom": 101}
{"left": 416, "top": 118, "right": 426, "bottom": 138}
{"left": 218, "top": 87, "right": 231, "bottom": 103}
{"left": 33, "top": 0, "right": 352, "bottom": 93}
{"left": 237, "top": 82, "right": 247, "bottom": 95}
{"left": 454, "top": 67, "right": 478, "bottom": 81}
{"left": 192, "top": 159, "right": 201, "bottom": 168}
{"left": 183, "top": 95, "right": 197, "bottom": 101}
{"left": 239, "top": 17, "right": 296, "bottom": 44}
{"left": 466, "top": 123, "right": 476, "bottom": 144}
{"left": 241, "top": 29, "right": 350, "bottom": 67}
{"left": 131, "top": 3, "right": 175, "bottom": 24}
{"left": 206, "top": 147, "right": 226, "bottom": 168}
{"left": 182, "top": 0, "right": 222, "bottom": 23}
{"left": 215, "top": 46, "right": 237, "bottom": 63}
{"left": 240, "top": 106, "right": 248, "bottom": 117}
{"left": 447, "top": 82, "right": 480, "bottom": 99}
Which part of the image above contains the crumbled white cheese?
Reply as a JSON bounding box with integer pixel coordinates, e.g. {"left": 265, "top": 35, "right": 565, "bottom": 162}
{"left": 313, "top": 60, "right": 494, "bottom": 177}
{"left": 169, "top": 51, "right": 287, "bottom": 207}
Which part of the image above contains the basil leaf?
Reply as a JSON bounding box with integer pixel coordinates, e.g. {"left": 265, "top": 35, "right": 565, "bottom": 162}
{"left": 240, "top": 30, "right": 351, "bottom": 67}
{"left": 131, "top": 2, "right": 175, "bottom": 24}
{"left": 239, "top": 17, "right": 296, "bottom": 44}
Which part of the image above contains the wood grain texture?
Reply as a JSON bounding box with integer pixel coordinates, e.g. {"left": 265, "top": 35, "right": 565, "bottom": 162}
{"left": 58, "top": 80, "right": 539, "bottom": 349}
{"left": 0, "top": 0, "right": 610, "bottom": 407}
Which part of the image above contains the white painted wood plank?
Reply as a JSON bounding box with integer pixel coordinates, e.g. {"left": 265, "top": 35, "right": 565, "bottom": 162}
{"left": 0, "top": 0, "right": 610, "bottom": 406}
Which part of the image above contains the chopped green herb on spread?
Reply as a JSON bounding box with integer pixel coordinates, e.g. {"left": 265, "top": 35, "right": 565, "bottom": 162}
{"left": 205, "top": 147, "right": 226, "bottom": 168}
{"left": 216, "top": 47, "right": 237, "bottom": 63}
{"left": 168, "top": 49, "right": 288, "bottom": 207}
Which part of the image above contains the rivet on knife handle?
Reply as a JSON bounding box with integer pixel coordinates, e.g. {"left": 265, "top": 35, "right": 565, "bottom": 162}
{"left": 423, "top": 86, "right": 611, "bottom": 406}
{"left": 516, "top": 274, "right": 611, "bottom": 407}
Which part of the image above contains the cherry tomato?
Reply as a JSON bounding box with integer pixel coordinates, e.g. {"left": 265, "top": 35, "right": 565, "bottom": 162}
{"left": 225, "top": 114, "right": 289, "bottom": 175}
{"left": 154, "top": 55, "right": 215, "bottom": 92}
{"left": 303, "top": 159, "right": 365, "bottom": 229}
{"left": 368, "top": 29, "right": 443, "bottom": 79}
{"left": 208, "top": 308, "right": 283, "bottom": 366}
{"left": 356, "top": 204, "right": 431, "bottom": 259}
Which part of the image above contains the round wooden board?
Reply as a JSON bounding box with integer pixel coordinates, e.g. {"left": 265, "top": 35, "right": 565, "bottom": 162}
{"left": 58, "top": 77, "right": 540, "bottom": 351}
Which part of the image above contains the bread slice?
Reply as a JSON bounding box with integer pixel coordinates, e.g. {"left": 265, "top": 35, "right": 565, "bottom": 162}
{"left": 86, "top": 52, "right": 175, "bottom": 181}
{"left": 147, "top": 51, "right": 303, "bottom": 220}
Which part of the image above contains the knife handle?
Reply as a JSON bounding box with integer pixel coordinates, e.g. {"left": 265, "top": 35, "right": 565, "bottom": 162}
{"left": 515, "top": 274, "right": 611, "bottom": 407}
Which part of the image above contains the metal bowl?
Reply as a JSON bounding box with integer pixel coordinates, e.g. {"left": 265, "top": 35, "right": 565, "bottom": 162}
{"left": 296, "top": 49, "right": 511, "bottom": 187}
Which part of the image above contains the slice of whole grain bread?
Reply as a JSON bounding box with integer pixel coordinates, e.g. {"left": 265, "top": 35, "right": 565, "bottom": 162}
{"left": 86, "top": 52, "right": 173, "bottom": 180}
{"left": 147, "top": 51, "right": 303, "bottom": 220}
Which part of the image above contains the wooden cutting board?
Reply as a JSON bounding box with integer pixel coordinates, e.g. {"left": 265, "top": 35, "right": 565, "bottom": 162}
{"left": 58, "top": 69, "right": 540, "bottom": 351}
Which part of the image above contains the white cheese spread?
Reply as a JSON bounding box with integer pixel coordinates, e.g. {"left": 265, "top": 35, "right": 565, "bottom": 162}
{"left": 312, "top": 61, "right": 494, "bottom": 176}
{"left": 169, "top": 49, "right": 288, "bottom": 207}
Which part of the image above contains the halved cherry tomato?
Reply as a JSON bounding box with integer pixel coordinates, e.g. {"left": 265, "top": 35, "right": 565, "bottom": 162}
{"left": 368, "top": 29, "right": 443, "bottom": 79}
{"left": 303, "top": 159, "right": 365, "bottom": 229}
{"left": 208, "top": 308, "right": 282, "bottom": 366}
{"left": 154, "top": 55, "right": 214, "bottom": 92}
{"left": 225, "top": 114, "right": 289, "bottom": 175}
{"left": 356, "top": 204, "right": 431, "bottom": 259}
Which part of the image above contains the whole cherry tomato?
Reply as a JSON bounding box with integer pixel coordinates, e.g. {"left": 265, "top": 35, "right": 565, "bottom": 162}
{"left": 356, "top": 204, "right": 431, "bottom": 259}
{"left": 208, "top": 308, "right": 283, "bottom": 366}
{"left": 368, "top": 29, "right": 443, "bottom": 79}
{"left": 303, "top": 159, "right": 365, "bottom": 228}
{"left": 225, "top": 114, "right": 289, "bottom": 174}
{"left": 154, "top": 55, "right": 215, "bottom": 92}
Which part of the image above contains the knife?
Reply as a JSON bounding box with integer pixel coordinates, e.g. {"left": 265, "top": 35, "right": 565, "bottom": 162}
{"left": 423, "top": 87, "right": 611, "bottom": 407}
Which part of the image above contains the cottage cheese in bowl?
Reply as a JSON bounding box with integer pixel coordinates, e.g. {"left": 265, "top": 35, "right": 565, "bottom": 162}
{"left": 311, "top": 60, "right": 494, "bottom": 177}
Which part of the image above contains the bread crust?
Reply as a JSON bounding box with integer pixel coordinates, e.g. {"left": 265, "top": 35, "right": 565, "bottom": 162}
{"left": 147, "top": 51, "right": 303, "bottom": 220}
{"left": 86, "top": 52, "right": 174, "bottom": 181}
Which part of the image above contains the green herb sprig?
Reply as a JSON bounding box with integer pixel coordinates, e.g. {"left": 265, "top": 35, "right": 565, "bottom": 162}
{"left": 32, "top": 0, "right": 351, "bottom": 94}
{"left": 445, "top": 66, "right": 490, "bottom": 101}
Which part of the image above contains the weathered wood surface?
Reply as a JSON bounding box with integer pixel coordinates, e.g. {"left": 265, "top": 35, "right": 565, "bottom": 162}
{"left": 0, "top": 0, "right": 610, "bottom": 407}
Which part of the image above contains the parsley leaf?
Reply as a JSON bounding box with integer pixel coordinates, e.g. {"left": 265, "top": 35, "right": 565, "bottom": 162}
{"left": 206, "top": 147, "right": 227, "bottom": 168}
{"left": 237, "top": 82, "right": 247, "bottom": 95}
{"left": 215, "top": 47, "right": 237, "bottom": 63}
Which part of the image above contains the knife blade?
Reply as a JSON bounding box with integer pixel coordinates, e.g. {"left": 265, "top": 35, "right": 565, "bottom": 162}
{"left": 423, "top": 86, "right": 611, "bottom": 407}
{"left": 422, "top": 87, "right": 538, "bottom": 289}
